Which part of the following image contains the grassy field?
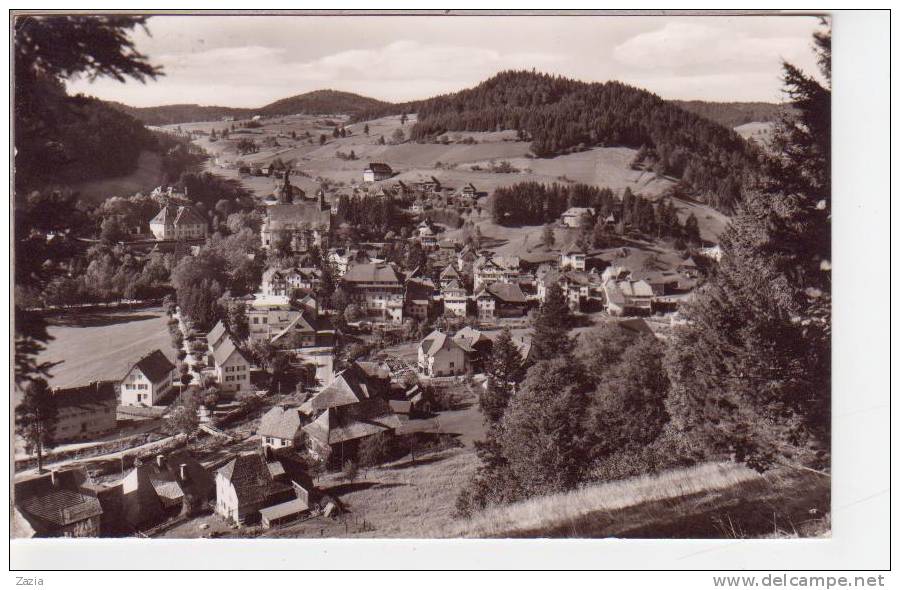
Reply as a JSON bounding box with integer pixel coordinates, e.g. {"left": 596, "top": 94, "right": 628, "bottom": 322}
{"left": 67, "top": 151, "right": 166, "bottom": 206}
{"left": 439, "top": 462, "right": 830, "bottom": 539}
{"left": 174, "top": 112, "right": 732, "bottom": 244}
{"left": 36, "top": 306, "right": 179, "bottom": 390}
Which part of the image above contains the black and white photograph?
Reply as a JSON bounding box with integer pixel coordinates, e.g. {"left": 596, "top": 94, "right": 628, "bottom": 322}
{"left": 8, "top": 8, "right": 891, "bottom": 577}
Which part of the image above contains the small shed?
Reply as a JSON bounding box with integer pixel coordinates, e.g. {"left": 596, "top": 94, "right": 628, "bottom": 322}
{"left": 259, "top": 498, "right": 309, "bottom": 529}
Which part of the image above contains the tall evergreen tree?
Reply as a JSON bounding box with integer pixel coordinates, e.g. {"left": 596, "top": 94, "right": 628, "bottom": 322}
{"left": 16, "top": 378, "right": 58, "bottom": 473}
{"left": 666, "top": 22, "right": 831, "bottom": 472}
{"left": 479, "top": 329, "right": 524, "bottom": 423}
{"left": 500, "top": 357, "right": 590, "bottom": 496}
{"left": 532, "top": 282, "right": 572, "bottom": 361}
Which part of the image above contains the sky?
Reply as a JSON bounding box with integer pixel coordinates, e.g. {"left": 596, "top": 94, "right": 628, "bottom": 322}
{"left": 66, "top": 14, "right": 827, "bottom": 108}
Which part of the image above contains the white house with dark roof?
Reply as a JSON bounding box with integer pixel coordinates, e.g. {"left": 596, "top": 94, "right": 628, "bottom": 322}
{"left": 363, "top": 162, "right": 393, "bottom": 183}
{"left": 559, "top": 242, "right": 587, "bottom": 271}
{"left": 418, "top": 330, "right": 468, "bottom": 377}
{"left": 474, "top": 282, "right": 528, "bottom": 320}
{"left": 261, "top": 266, "right": 321, "bottom": 296}
{"left": 119, "top": 350, "right": 176, "bottom": 407}
{"left": 149, "top": 204, "right": 207, "bottom": 241}
{"left": 215, "top": 453, "right": 296, "bottom": 526}
{"left": 258, "top": 406, "right": 303, "bottom": 450}
{"left": 212, "top": 335, "right": 250, "bottom": 392}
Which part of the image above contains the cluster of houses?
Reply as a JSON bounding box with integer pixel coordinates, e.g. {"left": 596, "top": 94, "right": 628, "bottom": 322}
{"left": 15, "top": 145, "right": 713, "bottom": 538}
{"left": 13, "top": 445, "right": 319, "bottom": 536}
{"left": 37, "top": 349, "right": 179, "bottom": 448}
{"left": 416, "top": 325, "right": 533, "bottom": 379}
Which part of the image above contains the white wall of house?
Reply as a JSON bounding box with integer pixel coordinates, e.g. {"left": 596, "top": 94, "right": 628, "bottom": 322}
{"left": 215, "top": 474, "right": 240, "bottom": 522}
{"left": 444, "top": 295, "right": 468, "bottom": 317}
{"left": 149, "top": 221, "right": 168, "bottom": 240}
{"left": 53, "top": 402, "right": 116, "bottom": 441}
{"left": 216, "top": 350, "right": 250, "bottom": 392}
{"left": 420, "top": 347, "right": 467, "bottom": 377}
{"left": 561, "top": 253, "right": 586, "bottom": 271}
{"left": 174, "top": 223, "right": 206, "bottom": 240}
{"left": 248, "top": 306, "right": 300, "bottom": 343}
{"left": 120, "top": 368, "right": 173, "bottom": 407}
{"left": 476, "top": 296, "right": 496, "bottom": 320}
{"left": 262, "top": 435, "right": 293, "bottom": 450}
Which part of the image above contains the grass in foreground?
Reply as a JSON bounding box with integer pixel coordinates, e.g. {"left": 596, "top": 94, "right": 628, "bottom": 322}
{"left": 439, "top": 462, "right": 830, "bottom": 539}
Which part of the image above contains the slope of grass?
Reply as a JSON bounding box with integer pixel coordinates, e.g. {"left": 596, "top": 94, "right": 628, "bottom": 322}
{"left": 264, "top": 448, "right": 480, "bottom": 539}
{"left": 439, "top": 462, "right": 830, "bottom": 539}
{"left": 36, "top": 306, "right": 178, "bottom": 390}
{"left": 67, "top": 150, "right": 165, "bottom": 206}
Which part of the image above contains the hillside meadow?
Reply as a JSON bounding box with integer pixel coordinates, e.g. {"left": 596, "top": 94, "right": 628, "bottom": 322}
{"left": 35, "top": 306, "right": 179, "bottom": 390}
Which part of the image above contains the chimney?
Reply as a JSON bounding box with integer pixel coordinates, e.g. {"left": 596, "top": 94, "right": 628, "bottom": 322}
{"left": 179, "top": 464, "right": 187, "bottom": 480}
{"left": 156, "top": 454, "right": 165, "bottom": 469}
{"left": 319, "top": 188, "right": 326, "bottom": 210}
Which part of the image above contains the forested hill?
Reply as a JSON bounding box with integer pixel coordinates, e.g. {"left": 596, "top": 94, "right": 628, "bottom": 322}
{"left": 108, "top": 90, "right": 394, "bottom": 126}
{"left": 672, "top": 100, "right": 788, "bottom": 128}
{"left": 408, "top": 70, "right": 763, "bottom": 213}
{"left": 106, "top": 101, "right": 252, "bottom": 126}
{"left": 259, "top": 89, "right": 393, "bottom": 117}
{"left": 15, "top": 79, "right": 160, "bottom": 192}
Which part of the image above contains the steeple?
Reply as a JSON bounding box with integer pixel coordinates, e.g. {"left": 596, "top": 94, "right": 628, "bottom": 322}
{"left": 277, "top": 165, "right": 294, "bottom": 204}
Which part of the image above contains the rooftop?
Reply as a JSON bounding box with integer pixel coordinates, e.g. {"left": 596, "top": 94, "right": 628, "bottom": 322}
{"left": 258, "top": 406, "right": 303, "bottom": 440}
{"left": 130, "top": 349, "right": 175, "bottom": 383}
{"left": 342, "top": 263, "right": 401, "bottom": 284}
{"left": 52, "top": 380, "right": 117, "bottom": 408}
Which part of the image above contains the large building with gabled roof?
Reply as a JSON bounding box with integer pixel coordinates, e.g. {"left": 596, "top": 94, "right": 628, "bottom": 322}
{"left": 297, "top": 363, "right": 399, "bottom": 464}
{"left": 149, "top": 204, "right": 208, "bottom": 241}
{"left": 260, "top": 198, "right": 331, "bottom": 251}
{"left": 120, "top": 349, "right": 176, "bottom": 407}
{"left": 341, "top": 262, "right": 404, "bottom": 323}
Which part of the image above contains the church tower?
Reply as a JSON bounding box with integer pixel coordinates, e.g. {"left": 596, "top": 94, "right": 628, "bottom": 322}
{"left": 277, "top": 165, "right": 294, "bottom": 204}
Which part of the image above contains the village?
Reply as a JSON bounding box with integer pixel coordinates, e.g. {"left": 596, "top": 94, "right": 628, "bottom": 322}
{"left": 12, "top": 108, "right": 718, "bottom": 538}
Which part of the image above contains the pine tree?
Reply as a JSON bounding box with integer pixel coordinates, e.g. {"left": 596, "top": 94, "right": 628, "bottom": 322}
{"left": 479, "top": 329, "right": 524, "bottom": 423}
{"left": 541, "top": 223, "right": 555, "bottom": 249}
{"left": 16, "top": 378, "right": 58, "bottom": 473}
{"left": 532, "top": 282, "right": 572, "bottom": 361}
{"left": 500, "top": 357, "right": 590, "bottom": 496}
{"left": 666, "top": 23, "right": 831, "bottom": 472}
